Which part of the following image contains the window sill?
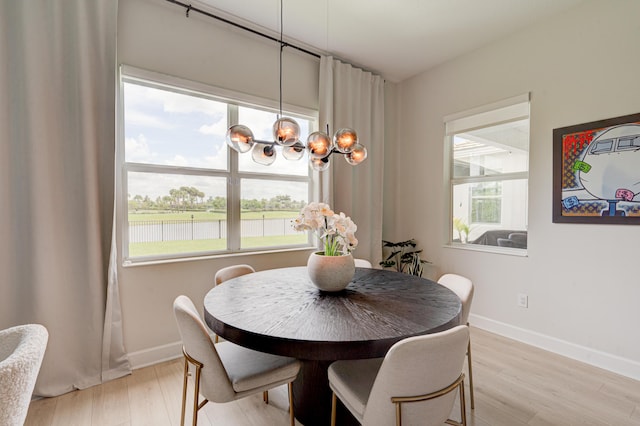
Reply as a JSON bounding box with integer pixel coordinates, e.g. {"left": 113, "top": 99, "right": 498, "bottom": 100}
{"left": 122, "top": 246, "right": 316, "bottom": 268}
{"left": 444, "top": 242, "right": 528, "bottom": 257}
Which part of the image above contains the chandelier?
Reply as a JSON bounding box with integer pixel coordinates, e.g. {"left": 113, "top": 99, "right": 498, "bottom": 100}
{"left": 224, "top": 2, "right": 367, "bottom": 171}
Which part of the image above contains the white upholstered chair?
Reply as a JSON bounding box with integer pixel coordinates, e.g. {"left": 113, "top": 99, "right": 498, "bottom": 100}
{"left": 329, "top": 325, "right": 469, "bottom": 426}
{"left": 437, "top": 273, "right": 475, "bottom": 409}
{"left": 213, "top": 264, "right": 255, "bottom": 343}
{"left": 214, "top": 264, "right": 256, "bottom": 286}
{"left": 0, "top": 324, "right": 49, "bottom": 426}
{"left": 173, "top": 295, "right": 300, "bottom": 426}
{"left": 213, "top": 264, "right": 273, "bottom": 402}
{"left": 354, "top": 258, "right": 373, "bottom": 268}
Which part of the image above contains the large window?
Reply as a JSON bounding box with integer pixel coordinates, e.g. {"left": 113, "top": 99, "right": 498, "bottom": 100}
{"left": 446, "top": 94, "right": 530, "bottom": 251}
{"left": 119, "top": 67, "right": 315, "bottom": 262}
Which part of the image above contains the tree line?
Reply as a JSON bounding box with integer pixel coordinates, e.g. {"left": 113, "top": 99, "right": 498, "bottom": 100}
{"left": 128, "top": 186, "right": 306, "bottom": 212}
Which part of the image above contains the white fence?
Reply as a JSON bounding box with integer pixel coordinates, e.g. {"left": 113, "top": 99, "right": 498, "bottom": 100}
{"left": 129, "top": 217, "right": 299, "bottom": 243}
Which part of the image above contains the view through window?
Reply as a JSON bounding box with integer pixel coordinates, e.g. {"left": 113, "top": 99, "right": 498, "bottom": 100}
{"left": 120, "top": 69, "right": 314, "bottom": 262}
{"left": 447, "top": 95, "right": 530, "bottom": 251}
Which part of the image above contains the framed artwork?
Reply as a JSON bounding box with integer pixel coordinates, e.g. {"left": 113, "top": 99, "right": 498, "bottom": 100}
{"left": 553, "top": 112, "right": 640, "bottom": 224}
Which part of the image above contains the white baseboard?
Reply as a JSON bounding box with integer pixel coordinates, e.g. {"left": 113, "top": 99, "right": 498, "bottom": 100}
{"left": 128, "top": 341, "right": 183, "bottom": 370}
{"left": 470, "top": 314, "right": 640, "bottom": 381}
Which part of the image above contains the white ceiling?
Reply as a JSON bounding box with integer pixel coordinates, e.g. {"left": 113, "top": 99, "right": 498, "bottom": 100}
{"left": 194, "top": 0, "right": 584, "bottom": 82}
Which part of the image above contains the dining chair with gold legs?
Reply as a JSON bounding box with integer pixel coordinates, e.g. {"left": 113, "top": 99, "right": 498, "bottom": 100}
{"left": 354, "top": 258, "right": 373, "bottom": 268}
{"left": 214, "top": 264, "right": 256, "bottom": 286}
{"left": 212, "top": 264, "right": 256, "bottom": 342}
{"left": 437, "top": 273, "right": 475, "bottom": 409}
{"left": 329, "top": 325, "right": 469, "bottom": 426}
{"left": 173, "top": 295, "right": 300, "bottom": 426}
{"left": 212, "top": 264, "right": 269, "bottom": 402}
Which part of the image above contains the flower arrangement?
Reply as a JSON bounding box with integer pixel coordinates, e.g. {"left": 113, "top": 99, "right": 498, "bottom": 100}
{"left": 292, "top": 202, "right": 358, "bottom": 256}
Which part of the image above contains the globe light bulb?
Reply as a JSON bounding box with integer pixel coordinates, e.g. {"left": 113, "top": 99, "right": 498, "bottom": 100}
{"left": 306, "top": 131, "right": 333, "bottom": 159}
{"left": 273, "top": 117, "right": 300, "bottom": 147}
{"left": 282, "top": 142, "right": 305, "bottom": 161}
{"left": 251, "top": 143, "right": 277, "bottom": 165}
{"left": 333, "top": 128, "right": 358, "bottom": 153}
{"left": 345, "top": 143, "right": 367, "bottom": 165}
{"left": 310, "top": 156, "right": 330, "bottom": 171}
{"left": 226, "top": 124, "right": 254, "bottom": 153}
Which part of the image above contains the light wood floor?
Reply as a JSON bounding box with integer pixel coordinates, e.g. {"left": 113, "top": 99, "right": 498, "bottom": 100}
{"left": 25, "top": 327, "right": 640, "bottom": 426}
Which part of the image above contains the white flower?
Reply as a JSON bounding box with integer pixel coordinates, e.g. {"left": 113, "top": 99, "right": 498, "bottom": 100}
{"left": 291, "top": 203, "right": 358, "bottom": 256}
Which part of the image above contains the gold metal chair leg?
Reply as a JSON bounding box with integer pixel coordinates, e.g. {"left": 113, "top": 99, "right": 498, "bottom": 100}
{"left": 192, "top": 363, "right": 201, "bottom": 426}
{"left": 459, "top": 378, "right": 467, "bottom": 426}
{"left": 467, "top": 333, "right": 475, "bottom": 409}
{"left": 263, "top": 390, "right": 269, "bottom": 404}
{"left": 288, "top": 382, "right": 295, "bottom": 426}
{"left": 214, "top": 334, "right": 219, "bottom": 343}
{"left": 180, "top": 356, "right": 189, "bottom": 426}
{"left": 181, "top": 348, "right": 208, "bottom": 426}
{"left": 331, "top": 392, "right": 337, "bottom": 426}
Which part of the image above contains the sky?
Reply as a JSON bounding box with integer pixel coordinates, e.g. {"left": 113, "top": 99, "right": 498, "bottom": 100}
{"left": 123, "top": 82, "right": 310, "bottom": 202}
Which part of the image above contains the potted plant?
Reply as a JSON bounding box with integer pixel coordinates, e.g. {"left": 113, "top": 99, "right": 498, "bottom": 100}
{"left": 453, "top": 217, "right": 471, "bottom": 243}
{"left": 379, "top": 239, "right": 430, "bottom": 277}
{"left": 292, "top": 202, "right": 358, "bottom": 291}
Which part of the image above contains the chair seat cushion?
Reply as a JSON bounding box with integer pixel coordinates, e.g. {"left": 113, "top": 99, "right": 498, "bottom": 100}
{"left": 328, "top": 357, "right": 383, "bottom": 421}
{"left": 216, "top": 341, "right": 300, "bottom": 393}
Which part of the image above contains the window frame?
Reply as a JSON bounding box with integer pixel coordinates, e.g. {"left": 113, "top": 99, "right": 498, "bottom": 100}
{"left": 444, "top": 94, "right": 530, "bottom": 254}
{"left": 117, "top": 65, "right": 318, "bottom": 265}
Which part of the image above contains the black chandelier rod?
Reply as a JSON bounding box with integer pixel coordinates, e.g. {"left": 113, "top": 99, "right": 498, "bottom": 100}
{"left": 165, "top": 0, "right": 321, "bottom": 60}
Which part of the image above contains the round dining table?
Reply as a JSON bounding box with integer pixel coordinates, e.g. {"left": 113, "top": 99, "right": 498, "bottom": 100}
{"left": 203, "top": 266, "right": 462, "bottom": 426}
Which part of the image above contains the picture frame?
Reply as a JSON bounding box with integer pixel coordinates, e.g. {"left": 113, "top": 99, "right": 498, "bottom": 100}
{"left": 552, "top": 112, "right": 640, "bottom": 224}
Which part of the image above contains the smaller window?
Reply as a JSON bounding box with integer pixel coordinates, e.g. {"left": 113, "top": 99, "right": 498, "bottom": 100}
{"left": 445, "top": 94, "right": 530, "bottom": 251}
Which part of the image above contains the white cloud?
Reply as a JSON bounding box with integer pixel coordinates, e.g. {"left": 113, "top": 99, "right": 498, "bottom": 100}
{"left": 199, "top": 117, "right": 227, "bottom": 136}
{"left": 125, "top": 134, "right": 157, "bottom": 162}
{"left": 202, "top": 143, "right": 228, "bottom": 170}
{"left": 146, "top": 88, "right": 226, "bottom": 116}
{"left": 125, "top": 109, "right": 175, "bottom": 129}
{"left": 166, "top": 155, "right": 189, "bottom": 167}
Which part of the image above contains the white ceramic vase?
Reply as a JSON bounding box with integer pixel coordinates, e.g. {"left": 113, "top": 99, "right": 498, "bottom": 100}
{"left": 307, "top": 251, "right": 355, "bottom": 292}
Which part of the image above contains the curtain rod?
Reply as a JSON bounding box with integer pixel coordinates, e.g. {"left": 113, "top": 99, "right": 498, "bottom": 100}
{"left": 165, "top": 0, "right": 321, "bottom": 59}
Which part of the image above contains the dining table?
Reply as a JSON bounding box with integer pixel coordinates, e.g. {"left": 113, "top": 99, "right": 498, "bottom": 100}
{"left": 203, "top": 266, "right": 462, "bottom": 426}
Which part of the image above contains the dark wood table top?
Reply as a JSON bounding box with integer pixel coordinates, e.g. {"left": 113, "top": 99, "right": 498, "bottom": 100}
{"left": 204, "top": 266, "right": 462, "bottom": 361}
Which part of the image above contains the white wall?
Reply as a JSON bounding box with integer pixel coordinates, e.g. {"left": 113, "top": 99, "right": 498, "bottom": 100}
{"left": 117, "top": 0, "right": 319, "bottom": 366}
{"left": 118, "top": 0, "right": 640, "bottom": 378}
{"left": 393, "top": 0, "right": 640, "bottom": 379}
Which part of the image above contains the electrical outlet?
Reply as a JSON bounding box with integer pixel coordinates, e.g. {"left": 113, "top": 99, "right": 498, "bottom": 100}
{"left": 517, "top": 293, "right": 528, "bottom": 308}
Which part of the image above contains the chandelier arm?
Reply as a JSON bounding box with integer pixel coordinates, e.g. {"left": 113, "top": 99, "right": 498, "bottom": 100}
{"left": 253, "top": 140, "right": 346, "bottom": 157}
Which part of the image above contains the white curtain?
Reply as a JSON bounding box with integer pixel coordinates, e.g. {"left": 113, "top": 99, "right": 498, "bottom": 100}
{"left": 0, "top": 0, "right": 130, "bottom": 396}
{"left": 319, "top": 56, "right": 385, "bottom": 266}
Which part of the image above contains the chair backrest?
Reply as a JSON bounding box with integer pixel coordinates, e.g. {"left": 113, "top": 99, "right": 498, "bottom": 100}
{"left": 173, "top": 295, "right": 236, "bottom": 402}
{"left": 354, "top": 258, "right": 373, "bottom": 268}
{"left": 214, "top": 264, "right": 255, "bottom": 286}
{"left": 0, "top": 324, "right": 48, "bottom": 426}
{"left": 437, "top": 273, "right": 474, "bottom": 325}
{"left": 362, "top": 325, "right": 469, "bottom": 426}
